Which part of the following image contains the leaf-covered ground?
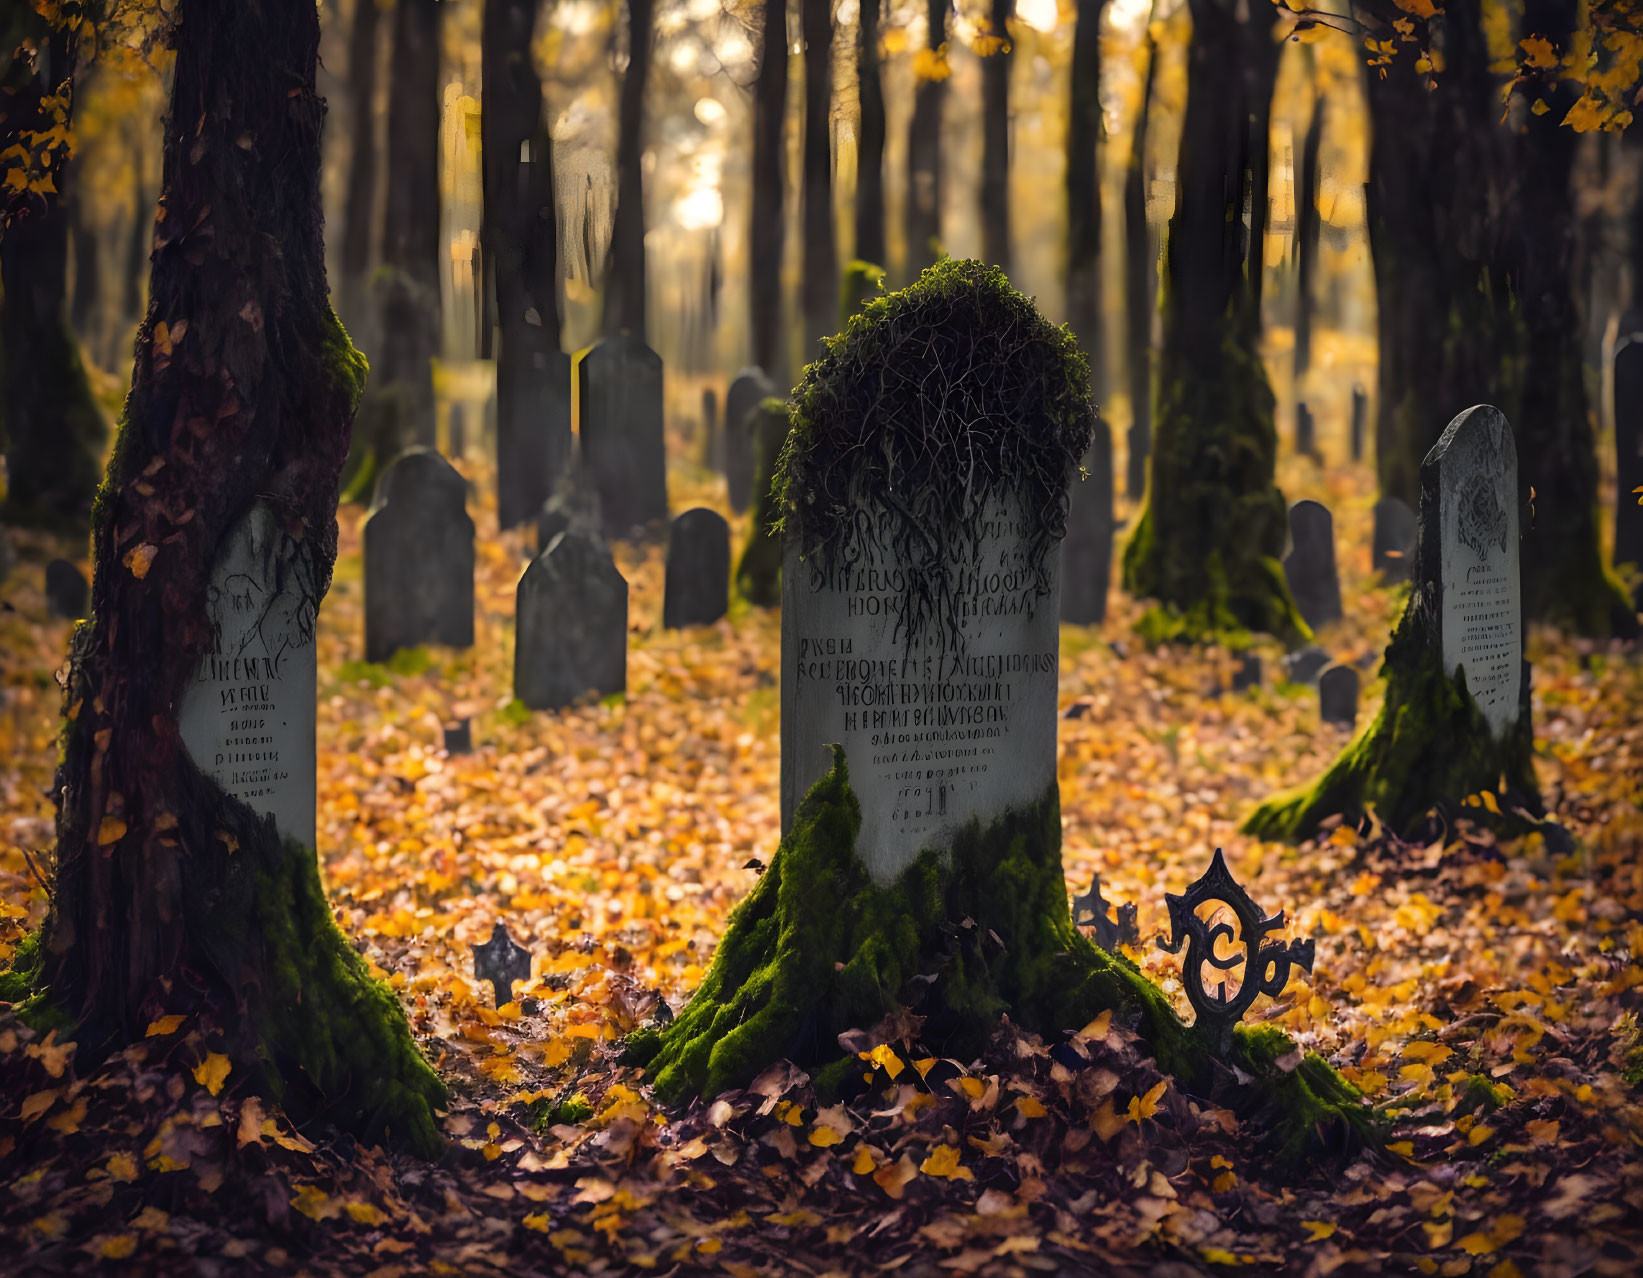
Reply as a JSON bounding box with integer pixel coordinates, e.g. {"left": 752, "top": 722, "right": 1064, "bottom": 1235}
{"left": 2, "top": 437, "right": 1641, "bottom": 1275}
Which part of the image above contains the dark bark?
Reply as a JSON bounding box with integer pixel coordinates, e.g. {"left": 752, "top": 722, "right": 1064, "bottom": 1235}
{"left": 26, "top": 0, "right": 442, "bottom": 1154}
{"left": 483, "top": 0, "right": 572, "bottom": 529}
{"left": 68, "top": 162, "right": 100, "bottom": 348}
{"left": 1293, "top": 91, "right": 1323, "bottom": 385}
{"left": 853, "top": 0, "right": 885, "bottom": 268}
{"left": 903, "top": 0, "right": 946, "bottom": 281}
{"left": 1123, "top": 36, "right": 1155, "bottom": 499}
{"left": 1241, "top": 4, "right": 1281, "bottom": 316}
{"left": 750, "top": 0, "right": 788, "bottom": 377}
{"left": 980, "top": 0, "right": 1013, "bottom": 272}
{"left": 603, "top": 0, "right": 653, "bottom": 339}
{"left": 801, "top": 0, "right": 836, "bottom": 352}
{"left": 123, "top": 139, "right": 149, "bottom": 334}
{"left": 1065, "top": 0, "right": 1105, "bottom": 396}
{"left": 337, "top": 0, "right": 381, "bottom": 338}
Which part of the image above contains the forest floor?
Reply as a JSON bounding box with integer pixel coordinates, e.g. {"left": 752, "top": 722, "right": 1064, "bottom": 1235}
{"left": 2, "top": 426, "right": 1642, "bottom": 1276}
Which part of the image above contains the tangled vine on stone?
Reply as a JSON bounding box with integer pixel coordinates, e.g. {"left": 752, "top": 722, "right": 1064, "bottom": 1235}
{"left": 1070, "top": 874, "right": 1139, "bottom": 953}
{"left": 1159, "top": 848, "right": 1315, "bottom": 1055}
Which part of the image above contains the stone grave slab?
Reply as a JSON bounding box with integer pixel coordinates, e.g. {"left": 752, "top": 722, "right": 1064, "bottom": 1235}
{"left": 578, "top": 335, "right": 667, "bottom": 539}
{"left": 663, "top": 507, "right": 731, "bottom": 628}
{"left": 515, "top": 530, "right": 628, "bottom": 710}
{"left": 725, "top": 367, "right": 774, "bottom": 514}
{"left": 1283, "top": 499, "right": 1342, "bottom": 630}
{"left": 363, "top": 448, "right": 475, "bottom": 663}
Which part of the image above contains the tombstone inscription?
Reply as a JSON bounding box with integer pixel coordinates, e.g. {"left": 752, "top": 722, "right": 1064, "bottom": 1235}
{"left": 363, "top": 448, "right": 475, "bottom": 663}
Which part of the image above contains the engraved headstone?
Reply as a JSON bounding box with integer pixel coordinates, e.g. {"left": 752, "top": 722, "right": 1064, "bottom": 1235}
{"left": 1350, "top": 384, "right": 1368, "bottom": 463}
{"left": 1283, "top": 499, "right": 1342, "bottom": 630}
{"left": 496, "top": 347, "right": 571, "bottom": 530}
{"left": 1425, "top": 405, "right": 1522, "bottom": 738}
{"left": 1061, "top": 419, "right": 1115, "bottom": 625}
{"left": 578, "top": 335, "right": 667, "bottom": 539}
{"left": 44, "top": 558, "right": 88, "bottom": 619}
{"left": 363, "top": 448, "right": 475, "bottom": 663}
{"left": 1295, "top": 401, "right": 1317, "bottom": 460}
{"left": 1282, "top": 645, "right": 1330, "bottom": 686}
{"left": 514, "top": 530, "right": 628, "bottom": 710}
{"left": 1318, "top": 664, "right": 1359, "bottom": 727}
{"left": 663, "top": 507, "right": 731, "bottom": 629}
{"left": 1613, "top": 335, "right": 1643, "bottom": 605}
{"left": 725, "top": 367, "right": 774, "bottom": 514}
{"left": 178, "top": 504, "right": 317, "bottom": 849}
{"left": 1373, "top": 496, "right": 1417, "bottom": 583}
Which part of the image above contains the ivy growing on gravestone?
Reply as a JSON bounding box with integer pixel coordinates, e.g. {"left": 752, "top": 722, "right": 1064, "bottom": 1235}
{"left": 774, "top": 259, "right": 1096, "bottom": 651}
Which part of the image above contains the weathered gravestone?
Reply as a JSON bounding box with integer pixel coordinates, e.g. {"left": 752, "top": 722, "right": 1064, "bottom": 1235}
{"left": 536, "top": 442, "right": 604, "bottom": 554}
{"left": 1350, "top": 385, "right": 1368, "bottom": 463}
{"left": 735, "top": 398, "right": 793, "bottom": 607}
{"left": 1282, "top": 500, "right": 1342, "bottom": 630}
{"left": 1613, "top": 334, "right": 1643, "bottom": 605}
{"left": 1318, "top": 664, "right": 1359, "bottom": 727}
{"left": 663, "top": 507, "right": 731, "bottom": 628}
{"left": 45, "top": 558, "right": 89, "bottom": 619}
{"left": 514, "top": 530, "right": 628, "bottom": 710}
{"left": 1295, "top": 401, "right": 1317, "bottom": 460}
{"left": 496, "top": 347, "right": 571, "bottom": 531}
{"left": 724, "top": 367, "right": 774, "bottom": 514}
{"left": 578, "top": 335, "right": 667, "bottom": 539}
{"left": 1244, "top": 405, "right": 1539, "bottom": 842}
{"left": 363, "top": 448, "right": 475, "bottom": 663}
{"left": 1061, "top": 418, "right": 1115, "bottom": 625}
{"left": 1373, "top": 496, "right": 1417, "bottom": 583}
{"left": 178, "top": 504, "right": 318, "bottom": 850}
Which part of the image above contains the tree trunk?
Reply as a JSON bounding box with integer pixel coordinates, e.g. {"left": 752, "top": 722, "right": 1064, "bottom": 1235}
{"left": 853, "top": 0, "right": 886, "bottom": 269}
{"left": 1241, "top": 6, "right": 1281, "bottom": 317}
{"left": 750, "top": 0, "right": 788, "bottom": 378}
{"left": 14, "top": 0, "right": 443, "bottom": 1156}
{"left": 603, "top": 0, "right": 653, "bottom": 339}
{"left": 903, "top": 0, "right": 946, "bottom": 281}
{"left": 337, "top": 0, "right": 381, "bottom": 339}
{"left": 68, "top": 161, "right": 101, "bottom": 353}
{"left": 979, "top": 0, "right": 1013, "bottom": 273}
{"left": 801, "top": 0, "right": 836, "bottom": 353}
{"left": 1123, "top": 36, "right": 1156, "bottom": 499}
{"left": 350, "top": 0, "right": 441, "bottom": 495}
{"left": 483, "top": 0, "right": 572, "bottom": 529}
{"left": 1293, "top": 90, "right": 1323, "bottom": 387}
{"left": 1065, "top": 0, "right": 1104, "bottom": 394}
{"left": 1120, "top": 0, "right": 1304, "bottom": 644}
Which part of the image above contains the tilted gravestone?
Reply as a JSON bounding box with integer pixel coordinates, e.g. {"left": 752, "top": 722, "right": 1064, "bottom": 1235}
{"left": 663, "top": 507, "right": 731, "bottom": 629}
{"left": 1350, "top": 385, "right": 1368, "bottom": 463}
{"left": 537, "top": 442, "right": 604, "bottom": 554}
{"left": 725, "top": 367, "right": 774, "bottom": 514}
{"left": 1373, "top": 496, "right": 1417, "bottom": 583}
{"left": 363, "top": 448, "right": 475, "bottom": 663}
{"left": 45, "top": 559, "right": 89, "bottom": 619}
{"left": 514, "top": 530, "right": 628, "bottom": 710}
{"left": 1613, "top": 335, "right": 1643, "bottom": 605}
{"left": 578, "top": 335, "right": 667, "bottom": 539}
{"left": 1061, "top": 418, "right": 1115, "bottom": 625}
{"left": 1318, "top": 664, "right": 1359, "bottom": 727}
{"left": 1282, "top": 500, "right": 1342, "bottom": 630}
{"left": 178, "top": 504, "right": 318, "bottom": 850}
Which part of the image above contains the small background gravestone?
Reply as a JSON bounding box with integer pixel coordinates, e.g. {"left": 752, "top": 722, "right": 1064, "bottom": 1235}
{"left": 701, "top": 386, "right": 720, "bottom": 470}
{"left": 579, "top": 335, "right": 667, "bottom": 539}
{"left": 1231, "top": 651, "right": 1261, "bottom": 691}
{"left": 1318, "top": 664, "right": 1359, "bottom": 726}
{"left": 363, "top": 448, "right": 475, "bottom": 663}
{"left": 1283, "top": 499, "right": 1342, "bottom": 630}
{"left": 1350, "top": 385, "right": 1368, "bottom": 462}
{"left": 443, "top": 718, "right": 472, "bottom": 754}
{"left": 1282, "top": 646, "right": 1330, "bottom": 686}
{"left": 515, "top": 530, "right": 628, "bottom": 710}
{"left": 1295, "top": 401, "right": 1316, "bottom": 460}
{"left": 45, "top": 559, "right": 89, "bottom": 619}
{"left": 663, "top": 508, "right": 731, "bottom": 629}
{"left": 1613, "top": 334, "right": 1643, "bottom": 605}
{"left": 724, "top": 367, "right": 774, "bottom": 514}
{"left": 1372, "top": 496, "right": 1417, "bottom": 583}
{"left": 1061, "top": 419, "right": 1115, "bottom": 625}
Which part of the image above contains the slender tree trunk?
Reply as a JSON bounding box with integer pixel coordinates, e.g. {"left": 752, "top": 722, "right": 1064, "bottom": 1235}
{"left": 23, "top": 0, "right": 443, "bottom": 1154}
{"left": 603, "top": 0, "right": 653, "bottom": 339}
{"left": 1122, "top": 37, "right": 1156, "bottom": 499}
{"left": 750, "top": 0, "right": 788, "bottom": 377}
{"left": 1293, "top": 90, "right": 1323, "bottom": 386}
{"left": 337, "top": 0, "right": 381, "bottom": 339}
{"left": 1241, "top": 5, "right": 1281, "bottom": 316}
{"left": 980, "top": 0, "right": 1013, "bottom": 272}
{"left": 484, "top": 0, "right": 572, "bottom": 529}
{"left": 853, "top": 0, "right": 886, "bottom": 268}
{"left": 903, "top": 0, "right": 947, "bottom": 280}
{"left": 801, "top": 0, "right": 836, "bottom": 351}
{"left": 1065, "top": 0, "right": 1105, "bottom": 396}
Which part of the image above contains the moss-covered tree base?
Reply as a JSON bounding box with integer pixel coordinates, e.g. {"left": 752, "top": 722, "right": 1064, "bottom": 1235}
{"left": 629, "top": 747, "right": 1377, "bottom": 1167}
{"left": 1243, "top": 609, "right": 1542, "bottom": 844}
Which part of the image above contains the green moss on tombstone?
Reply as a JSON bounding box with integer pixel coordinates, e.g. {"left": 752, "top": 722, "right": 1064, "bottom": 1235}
{"left": 735, "top": 398, "right": 792, "bottom": 607}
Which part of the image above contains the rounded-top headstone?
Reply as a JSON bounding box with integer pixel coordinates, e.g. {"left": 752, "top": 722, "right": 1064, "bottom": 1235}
{"left": 578, "top": 334, "right": 667, "bottom": 540}
{"left": 363, "top": 448, "right": 475, "bottom": 663}
{"left": 663, "top": 507, "right": 731, "bottom": 629}
{"left": 45, "top": 558, "right": 89, "bottom": 619}
{"left": 1318, "top": 664, "right": 1359, "bottom": 727}
{"left": 1372, "top": 496, "right": 1417, "bottom": 583}
{"left": 1282, "top": 499, "right": 1342, "bottom": 630}
{"left": 725, "top": 367, "right": 775, "bottom": 514}
{"left": 514, "top": 530, "right": 629, "bottom": 711}
{"left": 777, "top": 260, "right": 1094, "bottom": 883}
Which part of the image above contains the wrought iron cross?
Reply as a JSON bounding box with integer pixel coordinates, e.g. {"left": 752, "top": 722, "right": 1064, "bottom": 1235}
{"left": 1159, "top": 848, "right": 1315, "bottom": 1055}
{"left": 1071, "top": 874, "right": 1139, "bottom": 953}
{"left": 472, "top": 921, "right": 533, "bottom": 1008}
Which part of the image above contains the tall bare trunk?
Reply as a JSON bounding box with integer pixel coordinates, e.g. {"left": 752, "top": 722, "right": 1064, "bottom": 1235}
{"left": 980, "top": 0, "right": 1013, "bottom": 272}
{"left": 1292, "top": 90, "right": 1323, "bottom": 385}
{"left": 338, "top": 0, "right": 381, "bottom": 337}
{"left": 903, "top": 0, "right": 946, "bottom": 280}
{"left": 603, "top": 0, "right": 653, "bottom": 339}
{"left": 1122, "top": 36, "right": 1155, "bottom": 498}
{"left": 750, "top": 0, "right": 788, "bottom": 376}
{"left": 1065, "top": 0, "right": 1105, "bottom": 395}
{"left": 801, "top": 0, "right": 836, "bottom": 352}
{"left": 853, "top": 0, "right": 885, "bottom": 268}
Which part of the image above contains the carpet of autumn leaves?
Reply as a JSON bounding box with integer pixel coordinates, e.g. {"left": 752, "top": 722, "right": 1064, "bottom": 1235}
{"left": 2, "top": 402, "right": 1642, "bottom": 1275}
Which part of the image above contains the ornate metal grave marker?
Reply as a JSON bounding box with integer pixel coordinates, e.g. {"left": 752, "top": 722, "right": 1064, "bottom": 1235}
{"left": 1159, "top": 848, "right": 1315, "bottom": 1054}
{"left": 1071, "top": 874, "right": 1139, "bottom": 953}
{"left": 473, "top": 922, "right": 533, "bottom": 1008}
